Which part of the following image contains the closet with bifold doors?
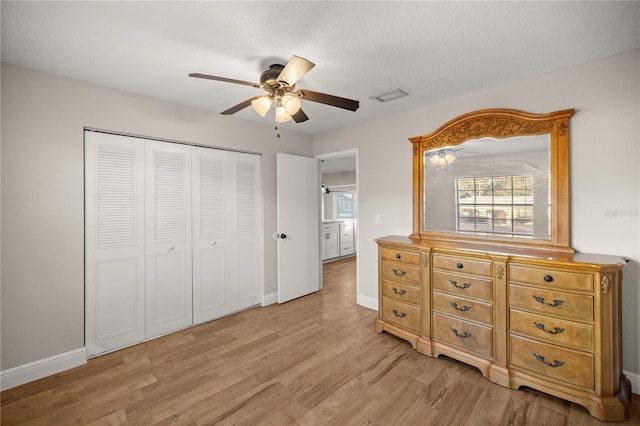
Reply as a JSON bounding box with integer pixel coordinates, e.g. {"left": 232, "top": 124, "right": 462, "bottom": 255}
{"left": 85, "top": 131, "right": 262, "bottom": 357}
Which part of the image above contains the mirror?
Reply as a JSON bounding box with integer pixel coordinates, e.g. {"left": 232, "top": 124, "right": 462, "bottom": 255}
{"left": 410, "top": 108, "right": 575, "bottom": 252}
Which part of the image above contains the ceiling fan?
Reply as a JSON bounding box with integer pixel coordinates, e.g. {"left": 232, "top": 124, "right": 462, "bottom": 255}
{"left": 321, "top": 184, "right": 351, "bottom": 194}
{"left": 189, "top": 55, "right": 360, "bottom": 124}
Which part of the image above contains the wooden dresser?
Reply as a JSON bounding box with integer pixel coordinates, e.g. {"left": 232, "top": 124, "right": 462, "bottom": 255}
{"left": 375, "top": 235, "right": 630, "bottom": 421}
{"left": 382, "top": 108, "right": 633, "bottom": 420}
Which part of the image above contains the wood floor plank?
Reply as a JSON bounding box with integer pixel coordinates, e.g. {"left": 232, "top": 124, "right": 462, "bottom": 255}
{"left": 2, "top": 256, "right": 639, "bottom": 425}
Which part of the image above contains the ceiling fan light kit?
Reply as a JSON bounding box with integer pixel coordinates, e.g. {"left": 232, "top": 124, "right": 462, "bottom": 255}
{"left": 190, "top": 55, "right": 360, "bottom": 124}
{"left": 429, "top": 150, "right": 456, "bottom": 166}
{"left": 251, "top": 96, "right": 273, "bottom": 117}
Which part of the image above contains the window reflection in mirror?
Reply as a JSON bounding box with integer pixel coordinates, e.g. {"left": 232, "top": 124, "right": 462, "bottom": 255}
{"left": 423, "top": 134, "right": 550, "bottom": 240}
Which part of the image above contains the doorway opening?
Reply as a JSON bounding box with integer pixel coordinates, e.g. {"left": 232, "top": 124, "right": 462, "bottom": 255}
{"left": 315, "top": 149, "right": 358, "bottom": 302}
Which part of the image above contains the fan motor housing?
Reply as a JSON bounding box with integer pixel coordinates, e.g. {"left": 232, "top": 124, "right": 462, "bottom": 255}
{"left": 260, "top": 64, "right": 289, "bottom": 91}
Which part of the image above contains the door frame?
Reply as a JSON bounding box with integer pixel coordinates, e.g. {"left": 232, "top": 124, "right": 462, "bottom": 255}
{"left": 314, "top": 149, "right": 359, "bottom": 299}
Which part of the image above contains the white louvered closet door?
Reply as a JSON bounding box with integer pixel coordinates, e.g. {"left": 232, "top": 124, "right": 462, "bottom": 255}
{"left": 145, "top": 141, "right": 193, "bottom": 339}
{"left": 231, "top": 152, "right": 261, "bottom": 312}
{"left": 87, "top": 133, "right": 262, "bottom": 356}
{"left": 192, "top": 147, "right": 229, "bottom": 323}
{"left": 85, "top": 132, "right": 146, "bottom": 356}
{"left": 192, "top": 148, "right": 261, "bottom": 324}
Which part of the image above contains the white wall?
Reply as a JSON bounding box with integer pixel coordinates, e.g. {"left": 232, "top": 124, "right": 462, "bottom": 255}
{"left": 313, "top": 51, "right": 640, "bottom": 377}
{"left": 2, "top": 50, "right": 639, "bottom": 386}
{"left": 0, "top": 63, "right": 313, "bottom": 371}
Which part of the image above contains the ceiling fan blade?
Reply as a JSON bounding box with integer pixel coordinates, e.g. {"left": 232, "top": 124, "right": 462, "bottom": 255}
{"left": 221, "top": 96, "right": 263, "bottom": 115}
{"left": 277, "top": 56, "right": 315, "bottom": 87}
{"left": 189, "top": 73, "right": 260, "bottom": 89}
{"left": 291, "top": 108, "right": 309, "bottom": 123}
{"left": 298, "top": 89, "right": 360, "bottom": 112}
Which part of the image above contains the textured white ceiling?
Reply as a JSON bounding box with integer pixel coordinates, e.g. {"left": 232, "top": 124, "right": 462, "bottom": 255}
{"left": 2, "top": 1, "right": 639, "bottom": 135}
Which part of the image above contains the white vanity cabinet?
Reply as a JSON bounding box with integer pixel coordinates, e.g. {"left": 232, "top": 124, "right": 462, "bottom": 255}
{"left": 321, "top": 221, "right": 356, "bottom": 260}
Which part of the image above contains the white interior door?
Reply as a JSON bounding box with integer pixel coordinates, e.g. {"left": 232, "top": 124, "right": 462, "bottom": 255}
{"left": 230, "top": 152, "right": 262, "bottom": 311}
{"left": 192, "top": 148, "right": 262, "bottom": 324}
{"left": 145, "top": 141, "right": 193, "bottom": 339}
{"left": 192, "top": 148, "right": 229, "bottom": 323}
{"left": 277, "top": 153, "right": 320, "bottom": 303}
{"left": 85, "top": 132, "right": 146, "bottom": 356}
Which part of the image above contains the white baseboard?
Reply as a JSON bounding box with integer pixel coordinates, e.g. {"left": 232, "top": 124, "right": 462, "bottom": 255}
{"left": 357, "top": 294, "right": 378, "bottom": 311}
{"left": 1, "top": 347, "right": 87, "bottom": 391}
{"left": 262, "top": 292, "right": 278, "bottom": 306}
{"left": 625, "top": 369, "right": 640, "bottom": 396}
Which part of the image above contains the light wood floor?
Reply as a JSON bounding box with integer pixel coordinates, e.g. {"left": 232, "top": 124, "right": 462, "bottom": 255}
{"left": 2, "top": 256, "right": 638, "bottom": 425}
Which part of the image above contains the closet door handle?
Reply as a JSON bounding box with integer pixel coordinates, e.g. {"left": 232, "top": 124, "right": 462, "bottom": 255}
{"left": 168, "top": 246, "right": 175, "bottom": 251}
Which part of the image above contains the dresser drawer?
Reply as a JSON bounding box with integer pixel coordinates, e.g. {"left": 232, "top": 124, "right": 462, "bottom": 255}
{"left": 510, "top": 309, "right": 594, "bottom": 351}
{"left": 509, "top": 284, "right": 593, "bottom": 322}
{"left": 432, "top": 254, "right": 492, "bottom": 277}
{"left": 381, "top": 260, "right": 420, "bottom": 285}
{"left": 381, "top": 296, "right": 421, "bottom": 333}
{"left": 380, "top": 247, "right": 420, "bottom": 266}
{"left": 432, "top": 270, "right": 492, "bottom": 301}
{"left": 510, "top": 335, "right": 594, "bottom": 389}
{"left": 432, "top": 312, "right": 492, "bottom": 358}
{"left": 432, "top": 291, "right": 492, "bottom": 325}
{"left": 510, "top": 265, "right": 593, "bottom": 292}
{"left": 381, "top": 279, "right": 421, "bottom": 305}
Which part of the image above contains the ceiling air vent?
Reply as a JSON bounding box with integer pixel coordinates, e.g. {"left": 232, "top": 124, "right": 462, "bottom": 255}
{"left": 370, "top": 89, "right": 409, "bottom": 102}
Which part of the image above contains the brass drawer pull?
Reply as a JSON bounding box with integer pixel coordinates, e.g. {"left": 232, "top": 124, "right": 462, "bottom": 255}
{"left": 450, "top": 327, "right": 471, "bottom": 339}
{"left": 392, "top": 287, "right": 407, "bottom": 296}
{"left": 392, "top": 269, "right": 407, "bottom": 277}
{"left": 392, "top": 309, "right": 407, "bottom": 318}
{"left": 532, "top": 295, "right": 564, "bottom": 307}
{"left": 450, "top": 280, "right": 471, "bottom": 289}
{"left": 534, "top": 322, "right": 565, "bottom": 335}
{"left": 534, "top": 353, "right": 565, "bottom": 368}
{"left": 450, "top": 302, "right": 471, "bottom": 312}
{"left": 543, "top": 274, "right": 554, "bottom": 282}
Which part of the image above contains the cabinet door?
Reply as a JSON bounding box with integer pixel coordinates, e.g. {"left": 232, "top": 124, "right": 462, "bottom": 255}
{"left": 145, "top": 141, "right": 193, "bottom": 339}
{"left": 85, "top": 132, "right": 146, "bottom": 357}
{"left": 326, "top": 231, "right": 340, "bottom": 258}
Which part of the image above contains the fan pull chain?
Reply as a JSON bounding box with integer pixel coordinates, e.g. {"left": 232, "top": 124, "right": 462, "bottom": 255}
{"left": 275, "top": 125, "right": 281, "bottom": 138}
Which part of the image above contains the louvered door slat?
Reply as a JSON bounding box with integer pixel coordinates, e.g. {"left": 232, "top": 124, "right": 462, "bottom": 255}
{"left": 236, "top": 160, "right": 257, "bottom": 235}
{"left": 96, "top": 145, "right": 137, "bottom": 248}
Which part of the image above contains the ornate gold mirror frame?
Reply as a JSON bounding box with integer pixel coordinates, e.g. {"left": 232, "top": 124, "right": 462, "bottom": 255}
{"left": 410, "top": 108, "right": 575, "bottom": 252}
